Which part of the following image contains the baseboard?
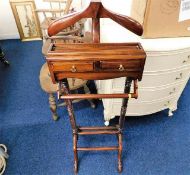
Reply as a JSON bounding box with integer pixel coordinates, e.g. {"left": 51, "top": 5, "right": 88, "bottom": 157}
{"left": 0, "top": 33, "right": 20, "bottom": 40}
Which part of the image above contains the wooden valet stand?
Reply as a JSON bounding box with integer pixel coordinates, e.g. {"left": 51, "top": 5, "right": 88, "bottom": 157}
{"left": 46, "top": 0, "right": 146, "bottom": 173}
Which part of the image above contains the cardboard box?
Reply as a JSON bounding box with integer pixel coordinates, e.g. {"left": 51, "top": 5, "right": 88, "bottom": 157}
{"left": 131, "top": 0, "right": 190, "bottom": 38}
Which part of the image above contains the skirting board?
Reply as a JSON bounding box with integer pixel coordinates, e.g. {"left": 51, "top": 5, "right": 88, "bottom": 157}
{"left": 0, "top": 33, "right": 20, "bottom": 40}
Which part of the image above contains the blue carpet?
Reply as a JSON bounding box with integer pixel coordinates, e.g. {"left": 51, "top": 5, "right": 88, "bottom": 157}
{"left": 0, "top": 39, "right": 190, "bottom": 175}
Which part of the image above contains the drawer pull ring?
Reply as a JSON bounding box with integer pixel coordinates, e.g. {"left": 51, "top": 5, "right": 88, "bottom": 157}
{"left": 71, "top": 66, "right": 77, "bottom": 72}
{"left": 119, "top": 65, "right": 125, "bottom": 71}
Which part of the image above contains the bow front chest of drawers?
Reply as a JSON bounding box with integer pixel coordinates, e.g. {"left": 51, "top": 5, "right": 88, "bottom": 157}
{"left": 96, "top": 33, "right": 190, "bottom": 122}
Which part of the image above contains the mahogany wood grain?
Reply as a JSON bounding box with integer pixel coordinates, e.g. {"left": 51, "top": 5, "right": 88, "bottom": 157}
{"left": 45, "top": 1, "right": 146, "bottom": 173}
{"left": 92, "top": 17, "right": 100, "bottom": 43}
{"left": 55, "top": 72, "right": 141, "bottom": 81}
{"left": 59, "top": 80, "right": 138, "bottom": 100}
{"left": 47, "top": 43, "right": 146, "bottom": 82}
{"left": 79, "top": 126, "right": 117, "bottom": 130}
{"left": 60, "top": 93, "right": 138, "bottom": 100}
{"left": 77, "top": 147, "right": 119, "bottom": 151}
{"left": 78, "top": 130, "right": 119, "bottom": 135}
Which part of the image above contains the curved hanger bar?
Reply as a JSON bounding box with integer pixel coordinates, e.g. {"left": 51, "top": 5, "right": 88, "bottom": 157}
{"left": 102, "top": 8, "right": 143, "bottom": 36}
{"left": 48, "top": 0, "right": 143, "bottom": 37}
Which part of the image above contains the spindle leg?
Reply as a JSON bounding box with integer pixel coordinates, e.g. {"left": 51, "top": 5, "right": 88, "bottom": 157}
{"left": 73, "top": 134, "right": 78, "bottom": 174}
{"left": 60, "top": 79, "right": 79, "bottom": 173}
{"left": 118, "top": 77, "right": 132, "bottom": 172}
{"left": 60, "top": 77, "right": 133, "bottom": 173}
{"left": 118, "top": 133, "right": 122, "bottom": 173}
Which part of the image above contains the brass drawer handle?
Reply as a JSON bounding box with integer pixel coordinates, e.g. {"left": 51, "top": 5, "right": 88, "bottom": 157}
{"left": 71, "top": 66, "right": 77, "bottom": 72}
{"left": 119, "top": 64, "right": 125, "bottom": 71}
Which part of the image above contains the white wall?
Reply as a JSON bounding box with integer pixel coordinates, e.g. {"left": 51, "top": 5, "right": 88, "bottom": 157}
{"left": 0, "top": 0, "right": 19, "bottom": 39}
{"left": 0, "top": 0, "right": 83, "bottom": 40}
{"left": 0, "top": 0, "right": 132, "bottom": 40}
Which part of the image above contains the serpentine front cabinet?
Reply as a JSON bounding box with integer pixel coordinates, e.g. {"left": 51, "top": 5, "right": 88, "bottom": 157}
{"left": 96, "top": 28, "right": 190, "bottom": 122}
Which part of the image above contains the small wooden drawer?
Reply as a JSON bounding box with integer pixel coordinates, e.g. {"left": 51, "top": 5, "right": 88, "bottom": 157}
{"left": 100, "top": 61, "right": 141, "bottom": 72}
{"left": 50, "top": 61, "right": 94, "bottom": 72}
{"left": 46, "top": 43, "right": 146, "bottom": 81}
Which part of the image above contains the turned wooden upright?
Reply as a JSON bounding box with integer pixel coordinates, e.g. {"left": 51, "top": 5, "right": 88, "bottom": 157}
{"left": 46, "top": 0, "right": 146, "bottom": 173}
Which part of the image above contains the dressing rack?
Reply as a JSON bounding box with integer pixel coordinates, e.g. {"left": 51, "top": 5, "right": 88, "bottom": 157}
{"left": 46, "top": 0, "right": 146, "bottom": 173}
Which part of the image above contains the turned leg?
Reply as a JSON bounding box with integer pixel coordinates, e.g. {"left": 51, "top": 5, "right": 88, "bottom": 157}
{"left": 73, "top": 134, "right": 78, "bottom": 174}
{"left": 83, "top": 84, "right": 96, "bottom": 108}
{"left": 118, "top": 133, "right": 123, "bottom": 173}
{"left": 60, "top": 79, "right": 79, "bottom": 173}
{"left": 118, "top": 77, "right": 132, "bottom": 172}
{"left": 49, "top": 93, "right": 59, "bottom": 121}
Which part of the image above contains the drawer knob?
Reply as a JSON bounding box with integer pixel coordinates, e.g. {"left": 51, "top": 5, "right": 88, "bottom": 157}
{"left": 169, "top": 88, "right": 176, "bottom": 95}
{"left": 175, "top": 73, "right": 183, "bottom": 80}
{"left": 164, "top": 101, "right": 170, "bottom": 107}
{"left": 119, "top": 65, "right": 125, "bottom": 71}
{"left": 71, "top": 66, "right": 77, "bottom": 72}
{"left": 183, "top": 55, "right": 190, "bottom": 63}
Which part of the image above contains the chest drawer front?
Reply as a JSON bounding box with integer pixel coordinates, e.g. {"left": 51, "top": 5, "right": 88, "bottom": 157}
{"left": 110, "top": 97, "right": 176, "bottom": 116}
{"left": 50, "top": 61, "right": 94, "bottom": 72}
{"left": 112, "top": 68, "right": 190, "bottom": 88}
{"left": 145, "top": 51, "right": 190, "bottom": 72}
{"left": 112, "top": 81, "right": 185, "bottom": 102}
{"left": 140, "top": 68, "right": 190, "bottom": 88}
{"left": 100, "top": 60, "right": 142, "bottom": 72}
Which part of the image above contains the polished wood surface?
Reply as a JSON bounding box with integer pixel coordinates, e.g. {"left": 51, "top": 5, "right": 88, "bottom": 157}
{"left": 59, "top": 80, "right": 138, "bottom": 100}
{"left": 47, "top": 43, "right": 146, "bottom": 82}
{"left": 45, "top": 0, "right": 146, "bottom": 173}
